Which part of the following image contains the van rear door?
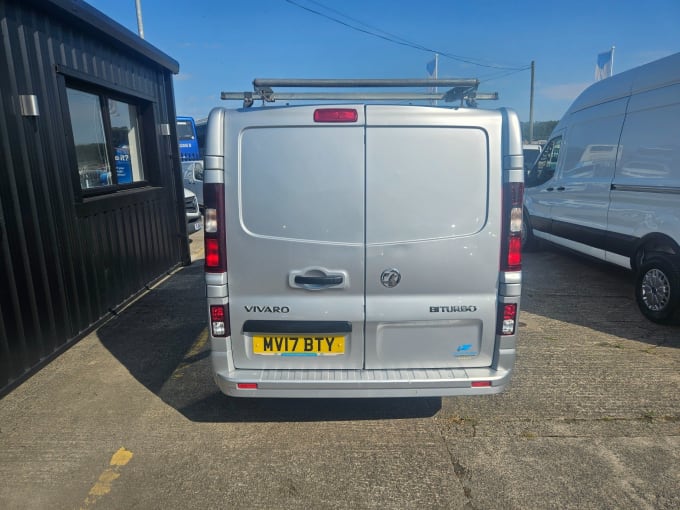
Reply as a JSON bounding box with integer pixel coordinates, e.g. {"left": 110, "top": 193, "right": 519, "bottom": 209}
{"left": 227, "top": 106, "right": 366, "bottom": 369}
{"left": 364, "top": 105, "right": 501, "bottom": 369}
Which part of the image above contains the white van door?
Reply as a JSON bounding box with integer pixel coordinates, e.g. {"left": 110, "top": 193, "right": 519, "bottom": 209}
{"left": 226, "top": 107, "right": 366, "bottom": 369}
{"left": 363, "top": 105, "right": 501, "bottom": 369}
{"left": 546, "top": 99, "right": 626, "bottom": 254}
{"left": 524, "top": 135, "right": 563, "bottom": 237}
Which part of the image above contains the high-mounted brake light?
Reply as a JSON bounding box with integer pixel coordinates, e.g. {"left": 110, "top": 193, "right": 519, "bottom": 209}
{"left": 313, "top": 108, "right": 358, "bottom": 123}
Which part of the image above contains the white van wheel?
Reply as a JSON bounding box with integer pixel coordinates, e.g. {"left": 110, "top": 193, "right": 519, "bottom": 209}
{"left": 635, "top": 255, "right": 680, "bottom": 323}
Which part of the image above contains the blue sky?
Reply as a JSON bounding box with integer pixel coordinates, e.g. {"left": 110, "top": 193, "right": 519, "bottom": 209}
{"left": 86, "top": 0, "right": 679, "bottom": 122}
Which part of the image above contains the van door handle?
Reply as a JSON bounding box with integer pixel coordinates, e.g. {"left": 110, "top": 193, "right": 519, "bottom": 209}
{"left": 294, "top": 275, "right": 343, "bottom": 286}
{"left": 546, "top": 187, "right": 554, "bottom": 191}
{"left": 556, "top": 186, "right": 566, "bottom": 191}
{"left": 289, "top": 268, "right": 348, "bottom": 290}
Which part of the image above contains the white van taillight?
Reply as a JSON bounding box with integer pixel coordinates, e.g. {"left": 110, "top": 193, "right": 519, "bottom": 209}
{"left": 204, "top": 183, "right": 227, "bottom": 273}
{"left": 313, "top": 108, "right": 358, "bottom": 123}
{"left": 501, "top": 182, "right": 524, "bottom": 272}
{"left": 498, "top": 303, "right": 517, "bottom": 335}
{"left": 210, "top": 305, "right": 230, "bottom": 337}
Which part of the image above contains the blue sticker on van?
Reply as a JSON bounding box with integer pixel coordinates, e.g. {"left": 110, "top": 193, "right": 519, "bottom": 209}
{"left": 455, "top": 344, "right": 478, "bottom": 357}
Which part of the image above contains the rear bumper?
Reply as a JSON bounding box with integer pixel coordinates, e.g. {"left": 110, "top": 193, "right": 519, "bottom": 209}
{"left": 211, "top": 349, "right": 515, "bottom": 398}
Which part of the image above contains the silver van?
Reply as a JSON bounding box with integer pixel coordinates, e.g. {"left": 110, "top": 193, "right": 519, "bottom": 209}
{"left": 523, "top": 52, "right": 680, "bottom": 323}
{"left": 203, "top": 102, "right": 524, "bottom": 397}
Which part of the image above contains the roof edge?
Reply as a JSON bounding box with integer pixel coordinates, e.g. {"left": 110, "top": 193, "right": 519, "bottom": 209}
{"left": 565, "top": 52, "right": 680, "bottom": 116}
{"left": 21, "top": 0, "right": 180, "bottom": 74}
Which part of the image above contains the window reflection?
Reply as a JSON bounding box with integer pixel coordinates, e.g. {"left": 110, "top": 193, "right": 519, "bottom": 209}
{"left": 66, "top": 88, "right": 111, "bottom": 189}
{"left": 109, "top": 99, "right": 144, "bottom": 184}
{"left": 66, "top": 87, "right": 146, "bottom": 191}
{"left": 525, "top": 137, "right": 561, "bottom": 187}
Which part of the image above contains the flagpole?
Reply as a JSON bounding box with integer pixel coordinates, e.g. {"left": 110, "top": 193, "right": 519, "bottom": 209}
{"left": 529, "top": 60, "right": 535, "bottom": 143}
{"left": 434, "top": 53, "right": 439, "bottom": 105}
{"left": 135, "top": 0, "right": 144, "bottom": 39}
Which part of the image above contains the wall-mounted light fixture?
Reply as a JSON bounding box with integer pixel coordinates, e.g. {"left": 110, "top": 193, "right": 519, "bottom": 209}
{"left": 19, "top": 95, "right": 40, "bottom": 117}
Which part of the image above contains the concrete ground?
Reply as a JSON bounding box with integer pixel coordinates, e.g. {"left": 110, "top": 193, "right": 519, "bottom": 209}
{"left": 0, "top": 230, "right": 678, "bottom": 509}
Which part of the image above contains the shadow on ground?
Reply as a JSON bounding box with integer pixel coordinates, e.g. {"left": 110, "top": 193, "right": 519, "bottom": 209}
{"left": 522, "top": 245, "right": 680, "bottom": 347}
{"left": 97, "top": 262, "right": 440, "bottom": 423}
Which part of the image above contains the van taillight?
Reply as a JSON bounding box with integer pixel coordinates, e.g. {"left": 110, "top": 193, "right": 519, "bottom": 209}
{"left": 313, "top": 108, "right": 358, "bottom": 123}
{"left": 205, "top": 238, "right": 220, "bottom": 267}
{"left": 204, "top": 183, "right": 227, "bottom": 273}
{"left": 507, "top": 237, "right": 521, "bottom": 267}
{"left": 205, "top": 182, "right": 230, "bottom": 339}
{"left": 501, "top": 182, "right": 524, "bottom": 272}
{"left": 498, "top": 303, "right": 517, "bottom": 335}
{"left": 210, "top": 305, "right": 230, "bottom": 337}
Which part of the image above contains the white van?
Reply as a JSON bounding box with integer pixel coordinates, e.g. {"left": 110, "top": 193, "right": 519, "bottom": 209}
{"left": 183, "top": 188, "right": 201, "bottom": 233}
{"left": 202, "top": 95, "right": 524, "bottom": 397}
{"left": 523, "top": 52, "right": 680, "bottom": 323}
{"left": 182, "top": 160, "right": 204, "bottom": 209}
{"left": 522, "top": 143, "right": 542, "bottom": 169}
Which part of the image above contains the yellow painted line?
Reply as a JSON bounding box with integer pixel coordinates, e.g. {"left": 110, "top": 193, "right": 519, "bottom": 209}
{"left": 186, "top": 328, "right": 209, "bottom": 359}
{"left": 81, "top": 447, "right": 133, "bottom": 509}
{"left": 171, "top": 328, "right": 209, "bottom": 379}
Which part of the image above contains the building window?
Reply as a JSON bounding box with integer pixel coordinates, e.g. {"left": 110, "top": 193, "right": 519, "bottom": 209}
{"left": 66, "top": 86, "right": 146, "bottom": 191}
{"left": 109, "top": 99, "right": 144, "bottom": 185}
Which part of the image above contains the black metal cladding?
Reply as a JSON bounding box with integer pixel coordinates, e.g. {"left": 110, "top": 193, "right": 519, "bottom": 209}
{"left": 0, "top": 0, "right": 189, "bottom": 394}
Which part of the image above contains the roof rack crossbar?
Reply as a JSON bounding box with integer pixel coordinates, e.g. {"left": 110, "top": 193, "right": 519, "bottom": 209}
{"left": 221, "top": 77, "right": 498, "bottom": 108}
{"left": 252, "top": 78, "right": 480, "bottom": 88}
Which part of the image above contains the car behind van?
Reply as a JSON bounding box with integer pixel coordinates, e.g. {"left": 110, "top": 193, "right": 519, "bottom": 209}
{"left": 523, "top": 52, "right": 680, "bottom": 323}
{"left": 203, "top": 102, "right": 524, "bottom": 397}
{"left": 182, "top": 160, "right": 204, "bottom": 209}
{"left": 184, "top": 188, "right": 201, "bottom": 233}
{"left": 522, "top": 143, "right": 542, "bottom": 170}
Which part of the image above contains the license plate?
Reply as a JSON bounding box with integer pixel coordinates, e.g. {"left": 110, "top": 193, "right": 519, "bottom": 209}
{"left": 252, "top": 335, "right": 345, "bottom": 356}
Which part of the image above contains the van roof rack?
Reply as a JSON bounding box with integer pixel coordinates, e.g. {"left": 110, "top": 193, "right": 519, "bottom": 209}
{"left": 221, "top": 78, "right": 498, "bottom": 108}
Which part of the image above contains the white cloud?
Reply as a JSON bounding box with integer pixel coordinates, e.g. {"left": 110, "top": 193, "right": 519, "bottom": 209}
{"left": 175, "top": 73, "right": 192, "bottom": 81}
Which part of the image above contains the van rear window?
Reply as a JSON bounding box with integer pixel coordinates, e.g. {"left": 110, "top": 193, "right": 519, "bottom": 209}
{"left": 239, "top": 126, "right": 365, "bottom": 243}
{"left": 366, "top": 127, "right": 489, "bottom": 243}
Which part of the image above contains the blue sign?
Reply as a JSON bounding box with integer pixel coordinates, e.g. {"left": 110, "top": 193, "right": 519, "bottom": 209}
{"left": 115, "top": 146, "right": 132, "bottom": 184}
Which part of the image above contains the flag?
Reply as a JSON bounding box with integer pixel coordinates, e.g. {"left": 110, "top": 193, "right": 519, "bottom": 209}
{"left": 426, "top": 58, "right": 436, "bottom": 76}
{"left": 595, "top": 48, "right": 613, "bottom": 81}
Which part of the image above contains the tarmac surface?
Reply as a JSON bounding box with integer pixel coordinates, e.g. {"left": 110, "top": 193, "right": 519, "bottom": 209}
{"left": 1, "top": 229, "right": 679, "bottom": 509}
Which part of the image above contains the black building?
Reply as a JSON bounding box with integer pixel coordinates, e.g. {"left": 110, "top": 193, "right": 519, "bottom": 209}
{"left": 0, "top": 0, "right": 190, "bottom": 394}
